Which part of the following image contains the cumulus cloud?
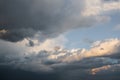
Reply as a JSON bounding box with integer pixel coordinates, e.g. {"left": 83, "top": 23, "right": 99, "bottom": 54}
{"left": 16, "top": 35, "right": 67, "bottom": 53}
{"left": 0, "top": 0, "right": 81, "bottom": 42}
{"left": 0, "top": 38, "right": 120, "bottom": 72}
{"left": 0, "top": 0, "right": 120, "bottom": 79}
{"left": 84, "top": 38, "right": 120, "bottom": 57}
{"left": 0, "top": 34, "right": 68, "bottom": 71}
{"left": 62, "top": 38, "right": 120, "bottom": 62}
{"left": 0, "top": 0, "right": 117, "bottom": 42}
{"left": 0, "top": 38, "right": 120, "bottom": 80}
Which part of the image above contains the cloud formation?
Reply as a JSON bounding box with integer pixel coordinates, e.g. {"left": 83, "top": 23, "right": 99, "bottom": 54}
{"left": 82, "top": 0, "right": 120, "bottom": 16}
{"left": 0, "top": 0, "right": 120, "bottom": 79}
{"left": 0, "top": 38, "right": 120, "bottom": 80}
{"left": 0, "top": 0, "right": 118, "bottom": 42}
{"left": 0, "top": 38, "right": 120, "bottom": 71}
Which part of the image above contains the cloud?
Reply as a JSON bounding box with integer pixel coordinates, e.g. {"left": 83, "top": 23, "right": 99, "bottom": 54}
{"left": 0, "top": 38, "right": 120, "bottom": 72}
{"left": 84, "top": 38, "right": 120, "bottom": 58}
{"left": 0, "top": 0, "right": 115, "bottom": 42}
{"left": 90, "top": 64, "right": 120, "bottom": 75}
{"left": 0, "top": 0, "right": 120, "bottom": 79}
{"left": 81, "top": 0, "right": 120, "bottom": 16}
{"left": 0, "top": 38, "right": 120, "bottom": 80}
{"left": 62, "top": 38, "right": 120, "bottom": 62}
{"left": 0, "top": 34, "right": 68, "bottom": 71}
{"left": 16, "top": 35, "right": 68, "bottom": 53}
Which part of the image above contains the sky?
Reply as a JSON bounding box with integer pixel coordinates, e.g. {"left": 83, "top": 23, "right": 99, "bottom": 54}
{"left": 0, "top": 0, "right": 120, "bottom": 80}
{"left": 65, "top": 13, "right": 120, "bottom": 49}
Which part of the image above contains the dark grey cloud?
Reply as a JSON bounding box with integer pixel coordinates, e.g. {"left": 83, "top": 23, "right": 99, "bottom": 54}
{"left": 0, "top": 65, "right": 59, "bottom": 80}
{"left": 0, "top": 0, "right": 103, "bottom": 42}
{"left": 0, "top": 41, "right": 120, "bottom": 80}
{"left": 2, "top": 56, "right": 120, "bottom": 80}
{"left": 0, "top": 38, "right": 120, "bottom": 72}
{"left": 0, "top": 0, "right": 68, "bottom": 41}
{"left": 0, "top": 0, "right": 120, "bottom": 78}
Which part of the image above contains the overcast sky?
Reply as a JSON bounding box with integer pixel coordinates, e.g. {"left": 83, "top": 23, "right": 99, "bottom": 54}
{"left": 0, "top": 0, "right": 120, "bottom": 80}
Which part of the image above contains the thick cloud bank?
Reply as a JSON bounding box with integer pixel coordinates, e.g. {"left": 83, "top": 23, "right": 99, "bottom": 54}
{"left": 0, "top": 0, "right": 84, "bottom": 41}
{"left": 0, "top": 0, "right": 119, "bottom": 42}
{"left": 0, "top": 38, "right": 120, "bottom": 80}
{"left": 0, "top": 0, "right": 120, "bottom": 80}
{"left": 0, "top": 38, "right": 120, "bottom": 74}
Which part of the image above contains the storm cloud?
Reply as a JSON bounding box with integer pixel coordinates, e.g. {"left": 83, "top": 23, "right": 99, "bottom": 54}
{"left": 0, "top": 37, "right": 120, "bottom": 80}
{"left": 0, "top": 38, "right": 120, "bottom": 72}
{"left": 0, "top": 0, "right": 120, "bottom": 80}
{"left": 0, "top": 0, "right": 82, "bottom": 41}
{"left": 0, "top": 0, "right": 115, "bottom": 42}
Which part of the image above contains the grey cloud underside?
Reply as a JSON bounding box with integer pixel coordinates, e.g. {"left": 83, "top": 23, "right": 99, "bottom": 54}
{"left": 0, "top": 65, "right": 120, "bottom": 80}
{"left": 0, "top": 38, "right": 120, "bottom": 80}
{"left": 0, "top": 0, "right": 98, "bottom": 42}
{"left": 0, "top": 0, "right": 64, "bottom": 41}
{"left": 1, "top": 55, "right": 120, "bottom": 80}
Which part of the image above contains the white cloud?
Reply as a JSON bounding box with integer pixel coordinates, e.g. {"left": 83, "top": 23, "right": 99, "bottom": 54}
{"left": 0, "top": 38, "right": 120, "bottom": 72}
{"left": 0, "top": 0, "right": 120, "bottom": 75}
{"left": 1, "top": 38, "right": 120, "bottom": 62}
{"left": 84, "top": 38, "right": 120, "bottom": 57}
{"left": 16, "top": 35, "right": 68, "bottom": 53}
{"left": 103, "top": 1, "right": 120, "bottom": 11}
{"left": 62, "top": 38, "right": 120, "bottom": 62}
{"left": 81, "top": 0, "right": 120, "bottom": 16}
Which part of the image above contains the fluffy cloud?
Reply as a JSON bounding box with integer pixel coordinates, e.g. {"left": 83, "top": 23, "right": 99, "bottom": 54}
{"left": 0, "top": 38, "right": 120, "bottom": 80}
{"left": 0, "top": 0, "right": 120, "bottom": 79}
{"left": 16, "top": 35, "right": 68, "bottom": 53}
{"left": 0, "top": 38, "right": 120, "bottom": 71}
{"left": 62, "top": 38, "right": 120, "bottom": 62}
{"left": 84, "top": 38, "right": 120, "bottom": 57}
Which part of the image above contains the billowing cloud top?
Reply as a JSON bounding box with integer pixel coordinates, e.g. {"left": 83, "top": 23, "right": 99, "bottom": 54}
{"left": 0, "top": 38, "right": 120, "bottom": 72}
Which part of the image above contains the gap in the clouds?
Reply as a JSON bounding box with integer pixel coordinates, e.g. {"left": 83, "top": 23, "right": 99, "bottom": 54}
{"left": 64, "top": 28, "right": 93, "bottom": 49}
{"left": 64, "top": 16, "right": 120, "bottom": 49}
